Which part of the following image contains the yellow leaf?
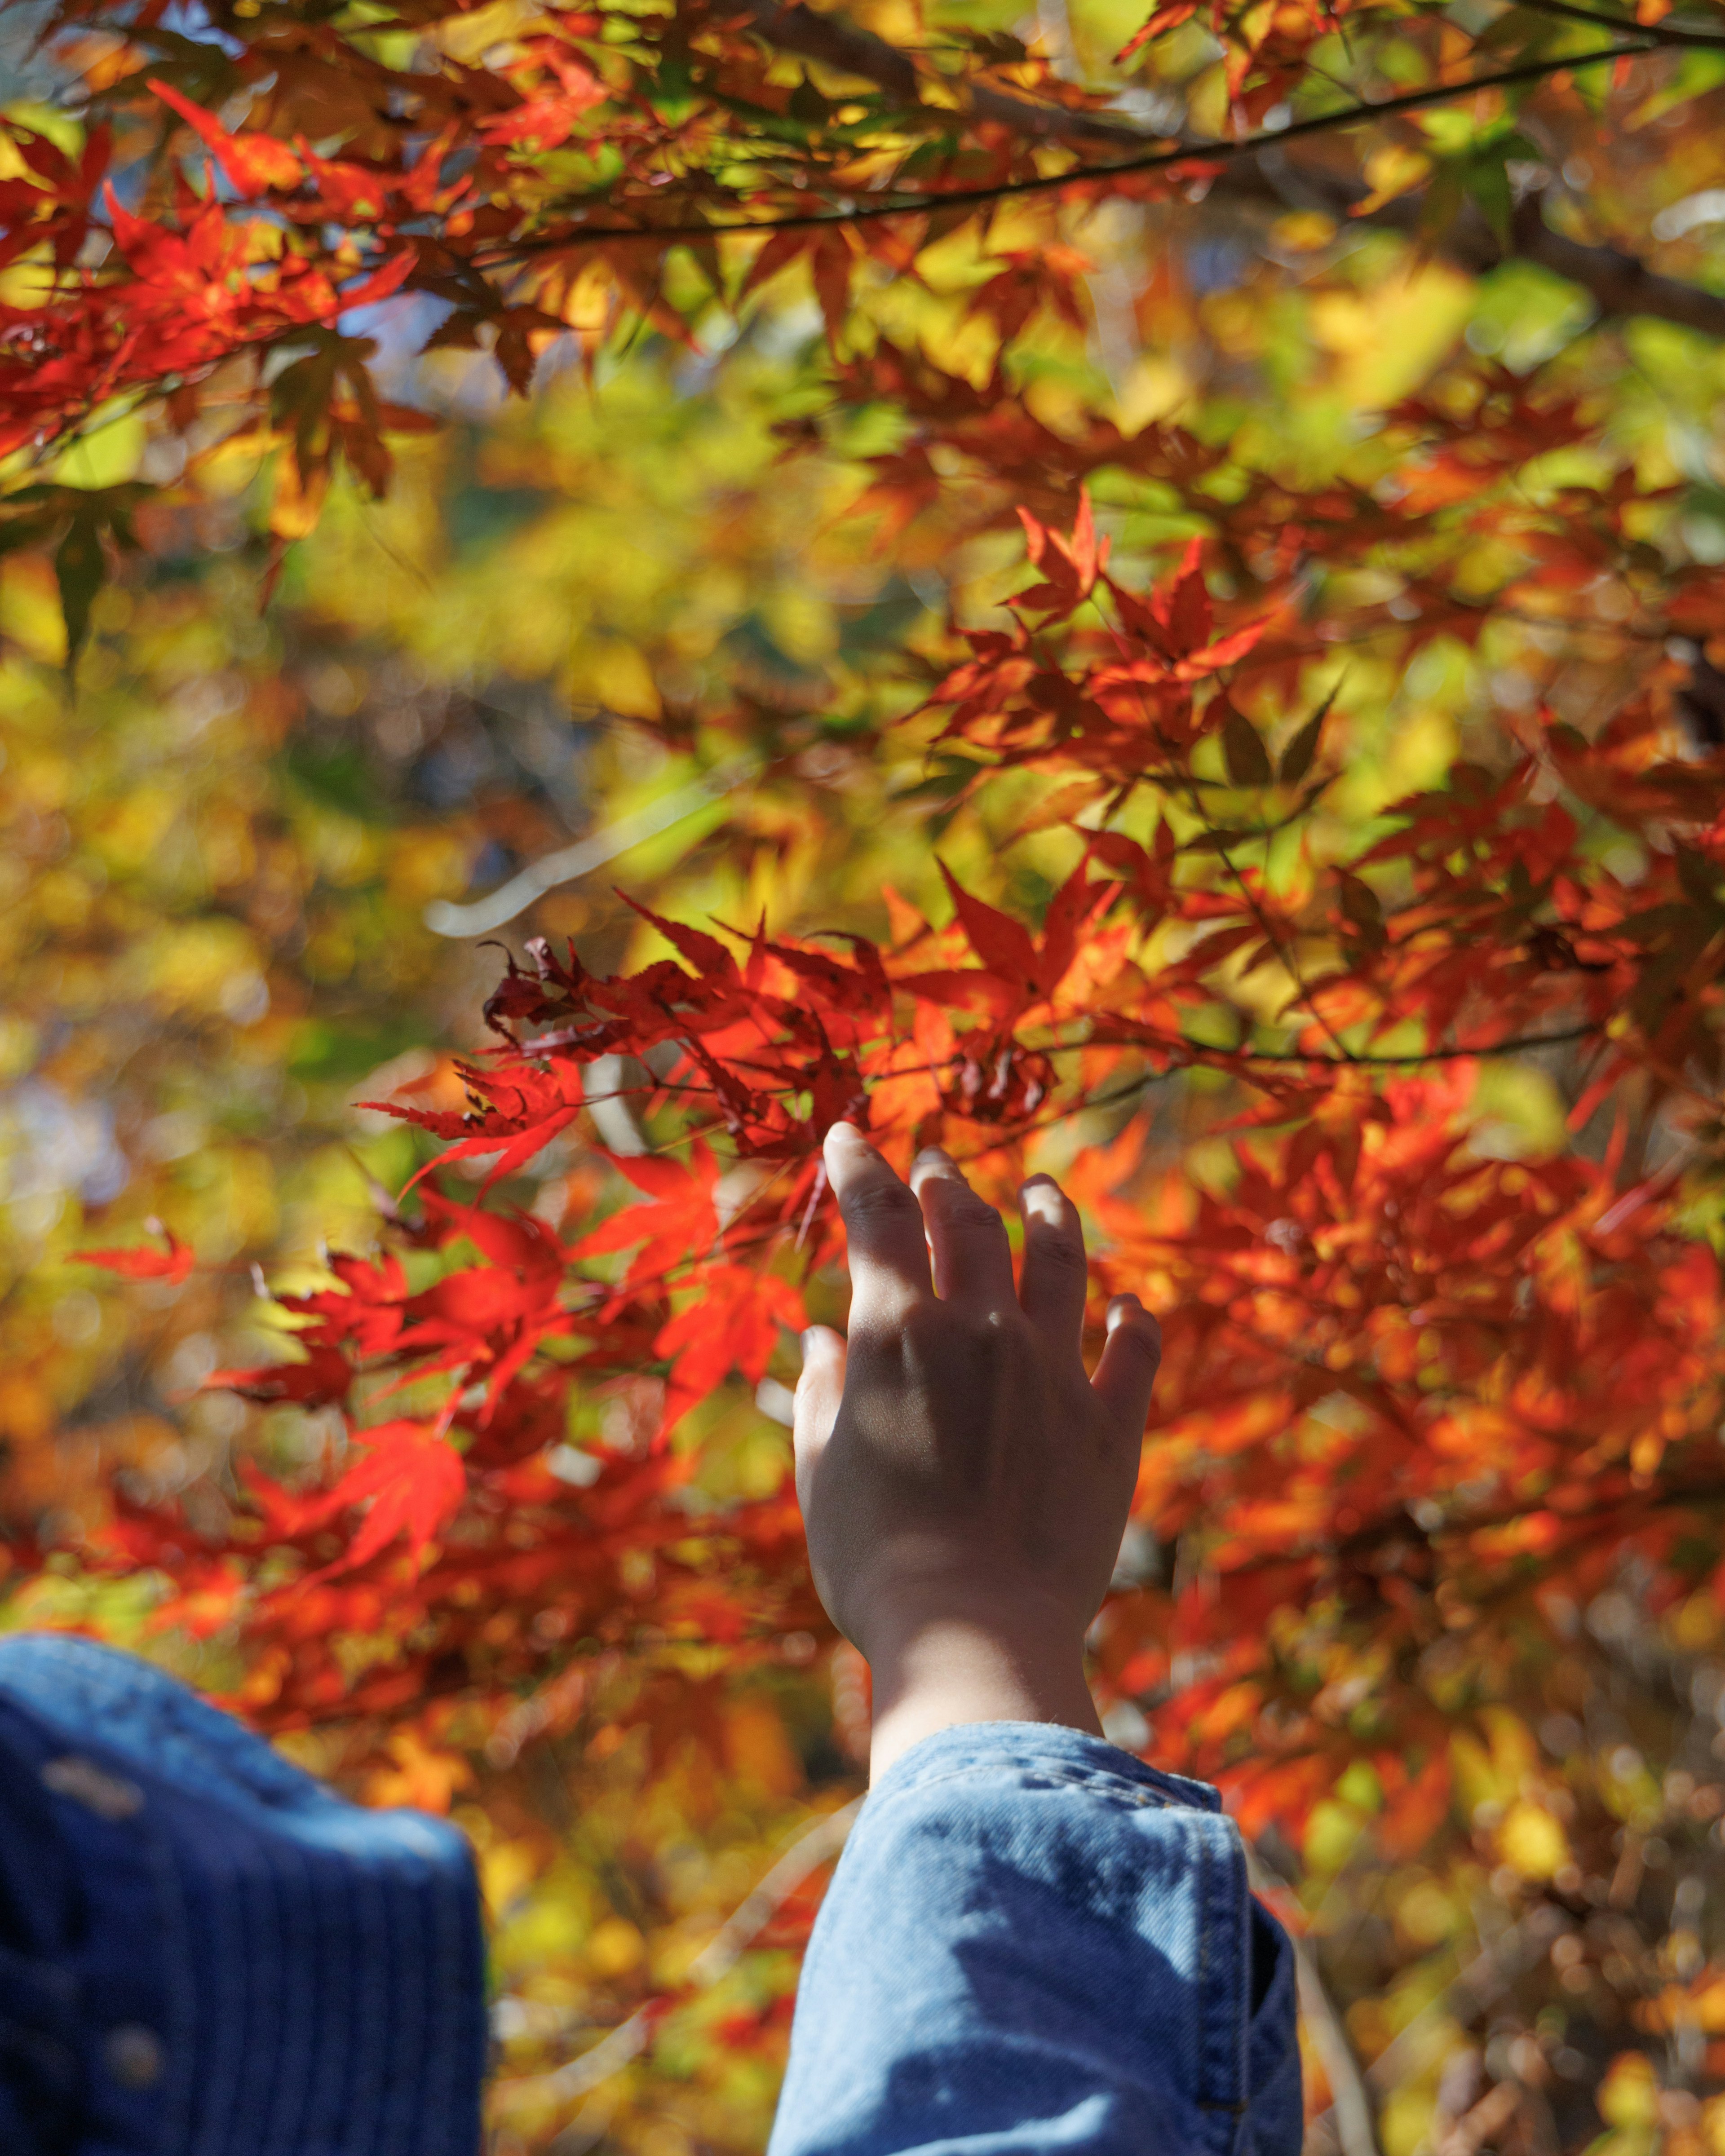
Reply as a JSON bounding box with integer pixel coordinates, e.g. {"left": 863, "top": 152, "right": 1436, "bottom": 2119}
{"left": 269, "top": 451, "right": 330, "bottom": 540}
{"left": 586, "top": 1915, "right": 646, "bottom": 1976}
{"left": 1497, "top": 1799, "right": 1570, "bottom": 1880}
{"left": 51, "top": 411, "right": 145, "bottom": 491}
{"left": 1271, "top": 211, "right": 1336, "bottom": 253}
{"left": 1309, "top": 267, "right": 1474, "bottom": 408}
{"left": 1599, "top": 2053, "right": 1659, "bottom": 2129}
{"left": 478, "top": 1837, "right": 543, "bottom": 1919}
{"left": 1353, "top": 144, "right": 1434, "bottom": 216}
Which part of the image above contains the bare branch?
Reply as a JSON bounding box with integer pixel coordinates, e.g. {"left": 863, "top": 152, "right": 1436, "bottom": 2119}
{"left": 500, "top": 1799, "right": 862, "bottom": 2110}
{"left": 1246, "top": 1846, "right": 1379, "bottom": 2156}
{"left": 1231, "top": 1026, "right": 1601, "bottom": 1065}
{"left": 423, "top": 757, "right": 757, "bottom": 937}
{"left": 1211, "top": 155, "right": 1725, "bottom": 342}
{"left": 1508, "top": 194, "right": 1725, "bottom": 338}
{"left": 483, "top": 22, "right": 1725, "bottom": 344}
{"left": 736, "top": 10, "right": 1725, "bottom": 343}
{"left": 1296, "top": 1937, "right": 1382, "bottom": 2156}
{"left": 487, "top": 43, "right": 1648, "bottom": 258}
{"left": 1509, "top": 0, "right": 1725, "bottom": 49}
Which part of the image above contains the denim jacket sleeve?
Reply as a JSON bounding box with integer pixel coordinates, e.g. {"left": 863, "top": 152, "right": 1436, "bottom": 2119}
{"left": 768, "top": 1723, "right": 1302, "bottom": 2156}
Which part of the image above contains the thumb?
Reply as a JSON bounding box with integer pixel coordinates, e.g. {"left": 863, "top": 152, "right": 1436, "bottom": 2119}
{"left": 793, "top": 1325, "right": 847, "bottom": 1499}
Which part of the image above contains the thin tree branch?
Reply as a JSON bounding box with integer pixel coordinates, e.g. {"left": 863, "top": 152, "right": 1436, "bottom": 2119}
{"left": 1230, "top": 1024, "right": 1601, "bottom": 1065}
{"left": 1300, "top": 1945, "right": 1383, "bottom": 2156}
{"left": 423, "top": 757, "right": 757, "bottom": 938}
{"left": 1154, "top": 735, "right": 1360, "bottom": 1064}
{"left": 479, "top": 43, "right": 1649, "bottom": 259}
{"left": 1210, "top": 153, "right": 1725, "bottom": 341}
{"left": 499, "top": 1799, "right": 862, "bottom": 2109}
{"left": 1246, "top": 1847, "right": 1380, "bottom": 2156}
{"left": 1507, "top": 193, "right": 1725, "bottom": 337}
{"left": 1355, "top": 1926, "right": 1541, "bottom": 2098}
{"left": 726, "top": 0, "right": 1725, "bottom": 351}
{"left": 466, "top": 27, "right": 1725, "bottom": 344}
{"left": 1508, "top": 0, "right": 1725, "bottom": 49}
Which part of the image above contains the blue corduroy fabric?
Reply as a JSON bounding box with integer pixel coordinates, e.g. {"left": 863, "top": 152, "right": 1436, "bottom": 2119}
{"left": 0, "top": 1633, "right": 486, "bottom": 2156}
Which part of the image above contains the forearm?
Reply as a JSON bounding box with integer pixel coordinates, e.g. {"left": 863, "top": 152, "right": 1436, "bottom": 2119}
{"left": 861, "top": 1584, "right": 1101, "bottom": 1782}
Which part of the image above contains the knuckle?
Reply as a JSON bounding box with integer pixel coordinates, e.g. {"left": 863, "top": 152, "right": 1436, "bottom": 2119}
{"left": 1030, "top": 1228, "right": 1087, "bottom": 1270}
{"left": 901, "top": 1304, "right": 946, "bottom": 1349}
{"left": 929, "top": 1181, "right": 1001, "bottom": 1226}
{"left": 948, "top": 1204, "right": 1006, "bottom": 1240}
{"left": 924, "top": 1176, "right": 991, "bottom": 1217}
{"left": 841, "top": 1179, "right": 919, "bottom": 1225}
{"left": 952, "top": 1317, "right": 1007, "bottom": 1366}
{"left": 1113, "top": 1318, "right": 1163, "bottom": 1361}
{"left": 905, "top": 1303, "right": 988, "bottom": 1355}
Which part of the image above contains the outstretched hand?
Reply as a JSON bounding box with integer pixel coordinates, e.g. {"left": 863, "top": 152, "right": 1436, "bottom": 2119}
{"left": 794, "top": 1124, "right": 1162, "bottom": 1780}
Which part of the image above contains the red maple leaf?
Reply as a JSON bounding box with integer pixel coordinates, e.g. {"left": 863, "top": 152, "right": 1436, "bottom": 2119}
{"left": 568, "top": 1144, "right": 722, "bottom": 1286}
{"left": 289, "top": 1420, "right": 469, "bottom": 1577}
{"left": 150, "top": 78, "right": 303, "bottom": 196}
{"left": 73, "top": 1225, "right": 194, "bottom": 1285}
{"left": 654, "top": 1265, "right": 806, "bottom": 1442}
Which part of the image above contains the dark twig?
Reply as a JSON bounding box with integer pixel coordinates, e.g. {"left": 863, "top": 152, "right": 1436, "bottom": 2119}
{"left": 1507, "top": 0, "right": 1725, "bottom": 50}
{"left": 479, "top": 44, "right": 1650, "bottom": 261}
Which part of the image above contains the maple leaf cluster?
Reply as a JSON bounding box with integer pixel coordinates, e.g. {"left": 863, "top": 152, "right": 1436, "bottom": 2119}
{"left": 64, "top": 506, "right": 1725, "bottom": 1888}
{"left": 11, "top": 0, "right": 1725, "bottom": 2139}
{"left": 2, "top": 0, "right": 1156, "bottom": 559}
{"left": 5, "top": 0, "right": 1719, "bottom": 648}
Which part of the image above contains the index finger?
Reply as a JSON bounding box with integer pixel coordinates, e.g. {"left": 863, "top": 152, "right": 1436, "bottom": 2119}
{"left": 823, "top": 1123, "right": 933, "bottom": 1318}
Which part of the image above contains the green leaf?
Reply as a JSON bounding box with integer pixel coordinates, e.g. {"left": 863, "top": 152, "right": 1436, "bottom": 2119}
{"left": 1221, "top": 703, "right": 1273, "bottom": 787}
{"left": 1676, "top": 844, "right": 1723, "bottom": 913}
{"left": 1337, "top": 870, "right": 1385, "bottom": 947}
{"left": 1464, "top": 156, "right": 1514, "bottom": 246}
{"left": 1279, "top": 687, "right": 1339, "bottom": 786}
{"left": 54, "top": 506, "right": 106, "bottom": 671}
{"left": 0, "top": 507, "right": 62, "bottom": 558}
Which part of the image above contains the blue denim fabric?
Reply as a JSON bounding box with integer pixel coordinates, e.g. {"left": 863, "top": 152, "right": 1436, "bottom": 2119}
{"left": 770, "top": 1723, "right": 1301, "bottom": 2156}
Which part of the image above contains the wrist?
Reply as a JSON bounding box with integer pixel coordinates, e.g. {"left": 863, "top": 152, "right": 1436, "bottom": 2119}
{"left": 856, "top": 1580, "right": 1100, "bottom": 1782}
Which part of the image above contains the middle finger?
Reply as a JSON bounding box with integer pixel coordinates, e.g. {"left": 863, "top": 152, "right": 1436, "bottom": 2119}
{"left": 909, "top": 1149, "right": 1017, "bottom": 1310}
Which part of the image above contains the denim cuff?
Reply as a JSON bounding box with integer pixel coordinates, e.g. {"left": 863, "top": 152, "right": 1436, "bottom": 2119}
{"left": 770, "top": 1716, "right": 1300, "bottom": 2156}
{"left": 871, "top": 1720, "right": 1225, "bottom": 1817}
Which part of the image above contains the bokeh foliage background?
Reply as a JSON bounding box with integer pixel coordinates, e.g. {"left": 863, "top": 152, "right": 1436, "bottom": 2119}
{"left": 7, "top": 0, "right": 1725, "bottom": 2149}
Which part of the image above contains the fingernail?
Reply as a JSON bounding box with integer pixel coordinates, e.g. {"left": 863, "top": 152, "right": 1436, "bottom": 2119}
{"left": 911, "top": 1145, "right": 952, "bottom": 1168}
{"left": 1022, "top": 1182, "right": 1065, "bottom": 1225}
